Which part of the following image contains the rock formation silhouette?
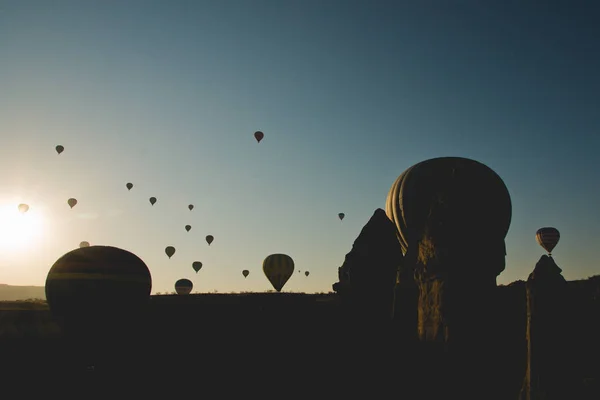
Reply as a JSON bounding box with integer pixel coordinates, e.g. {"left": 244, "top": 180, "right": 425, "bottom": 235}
{"left": 385, "top": 156, "right": 512, "bottom": 398}
{"left": 520, "top": 255, "right": 577, "bottom": 399}
{"left": 332, "top": 208, "right": 403, "bottom": 323}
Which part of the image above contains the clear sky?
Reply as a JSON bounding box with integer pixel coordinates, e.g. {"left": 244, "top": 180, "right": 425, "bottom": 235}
{"left": 1, "top": 0, "right": 599, "bottom": 294}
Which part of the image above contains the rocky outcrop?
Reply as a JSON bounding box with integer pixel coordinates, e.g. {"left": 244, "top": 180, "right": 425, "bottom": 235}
{"left": 385, "top": 157, "right": 513, "bottom": 398}
{"left": 520, "top": 255, "right": 576, "bottom": 400}
{"left": 332, "top": 208, "right": 403, "bottom": 322}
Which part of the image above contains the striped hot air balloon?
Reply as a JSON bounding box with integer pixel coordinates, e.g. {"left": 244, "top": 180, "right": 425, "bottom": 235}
{"left": 385, "top": 157, "right": 512, "bottom": 259}
{"left": 175, "top": 279, "right": 193, "bottom": 295}
{"left": 536, "top": 227, "right": 560, "bottom": 255}
{"left": 45, "top": 245, "right": 152, "bottom": 336}
{"left": 263, "top": 253, "right": 294, "bottom": 292}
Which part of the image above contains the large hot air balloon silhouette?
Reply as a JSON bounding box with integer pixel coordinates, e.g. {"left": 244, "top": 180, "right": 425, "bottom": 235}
{"left": 338, "top": 213, "right": 345, "bottom": 221}
{"left": 175, "top": 279, "right": 193, "bottom": 295}
{"left": 165, "top": 246, "right": 176, "bottom": 259}
{"left": 254, "top": 131, "right": 264, "bottom": 143}
{"left": 67, "top": 198, "right": 77, "bottom": 208}
{"left": 45, "top": 245, "right": 152, "bottom": 337}
{"left": 536, "top": 227, "right": 560, "bottom": 255}
{"left": 79, "top": 241, "right": 90, "bottom": 248}
{"left": 192, "top": 261, "right": 202, "bottom": 273}
{"left": 206, "top": 235, "right": 214, "bottom": 245}
{"left": 149, "top": 197, "right": 157, "bottom": 206}
{"left": 126, "top": 183, "right": 133, "bottom": 191}
{"left": 385, "top": 156, "right": 512, "bottom": 259}
{"left": 305, "top": 271, "right": 309, "bottom": 277}
{"left": 55, "top": 145, "right": 64, "bottom": 155}
{"left": 242, "top": 270, "right": 249, "bottom": 278}
{"left": 18, "top": 204, "right": 29, "bottom": 214}
{"left": 188, "top": 204, "right": 194, "bottom": 211}
{"left": 263, "top": 254, "right": 294, "bottom": 292}
{"left": 185, "top": 225, "right": 192, "bottom": 232}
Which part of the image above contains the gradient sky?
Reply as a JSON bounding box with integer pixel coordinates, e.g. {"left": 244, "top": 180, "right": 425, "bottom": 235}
{"left": 1, "top": 0, "right": 599, "bottom": 294}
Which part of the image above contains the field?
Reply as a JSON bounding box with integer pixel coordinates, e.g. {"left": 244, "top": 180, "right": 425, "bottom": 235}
{"left": 1, "top": 292, "right": 394, "bottom": 395}
{"left": 1, "top": 285, "right": 600, "bottom": 398}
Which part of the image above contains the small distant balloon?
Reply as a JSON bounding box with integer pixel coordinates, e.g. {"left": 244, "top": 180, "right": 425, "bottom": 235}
{"left": 305, "top": 271, "right": 309, "bottom": 277}
{"left": 338, "top": 213, "right": 345, "bottom": 221}
{"left": 242, "top": 270, "right": 249, "bottom": 278}
{"left": 185, "top": 225, "right": 192, "bottom": 232}
{"left": 188, "top": 204, "right": 194, "bottom": 211}
{"left": 206, "top": 235, "right": 214, "bottom": 245}
{"left": 55, "top": 145, "right": 64, "bottom": 155}
{"left": 126, "top": 183, "right": 133, "bottom": 190}
{"left": 254, "top": 131, "right": 264, "bottom": 143}
{"left": 175, "top": 279, "right": 193, "bottom": 295}
{"left": 192, "top": 261, "right": 202, "bottom": 273}
{"left": 165, "top": 246, "right": 176, "bottom": 259}
{"left": 149, "top": 197, "right": 157, "bottom": 206}
{"left": 67, "top": 198, "right": 77, "bottom": 208}
{"left": 18, "top": 204, "right": 29, "bottom": 214}
{"left": 79, "top": 241, "right": 90, "bottom": 248}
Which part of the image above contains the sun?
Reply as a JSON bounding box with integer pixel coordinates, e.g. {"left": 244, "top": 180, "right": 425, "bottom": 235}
{"left": 0, "top": 203, "right": 45, "bottom": 253}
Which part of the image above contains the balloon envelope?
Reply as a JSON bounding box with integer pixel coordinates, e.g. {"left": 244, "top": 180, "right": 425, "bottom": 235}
{"left": 192, "top": 261, "right": 202, "bottom": 273}
{"left": 18, "top": 203, "right": 29, "bottom": 214}
{"left": 254, "top": 131, "right": 264, "bottom": 143}
{"left": 175, "top": 279, "right": 193, "bottom": 295}
{"left": 263, "top": 253, "right": 294, "bottom": 292}
{"left": 385, "top": 157, "right": 512, "bottom": 256}
{"left": 338, "top": 213, "right": 345, "bottom": 221}
{"left": 126, "top": 183, "right": 133, "bottom": 190}
{"left": 536, "top": 227, "right": 560, "bottom": 254}
{"left": 149, "top": 197, "right": 157, "bottom": 206}
{"left": 242, "top": 270, "right": 249, "bottom": 278}
{"left": 185, "top": 225, "right": 192, "bottom": 232}
{"left": 79, "top": 241, "right": 90, "bottom": 248}
{"left": 45, "top": 245, "right": 152, "bottom": 335}
{"left": 165, "top": 246, "right": 175, "bottom": 259}
{"left": 188, "top": 204, "right": 194, "bottom": 211}
{"left": 305, "top": 271, "right": 309, "bottom": 277}
{"left": 55, "top": 145, "right": 64, "bottom": 154}
{"left": 206, "top": 235, "right": 214, "bottom": 245}
{"left": 67, "top": 198, "right": 77, "bottom": 208}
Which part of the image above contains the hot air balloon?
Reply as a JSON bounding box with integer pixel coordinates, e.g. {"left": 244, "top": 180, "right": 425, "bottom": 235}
{"left": 536, "top": 227, "right": 560, "bottom": 255}
{"left": 206, "top": 235, "right": 214, "bottom": 245}
{"left": 305, "top": 271, "right": 309, "bottom": 277}
{"left": 254, "top": 131, "right": 264, "bottom": 143}
{"left": 18, "top": 203, "right": 29, "bottom": 214}
{"left": 385, "top": 157, "right": 512, "bottom": 259}
{"left": 165, "top": 246, "right": 176, "bottom": 259}
{"left": 55, "top": 145, "right": 64, "bottom": 155}
{"left": 126, "top": 183, "right": 133, "bottom": 190}
{"left": 185, "top": 225, "right": 192, "bottom": 232}
{"left": 263, "top": 253, "right": 294, "bottom": 292}
{"left": 192, "top": 261, "right": 202, "bottom": 273}
{"left": 79, "top": 241, "right": 90, "bottom": 248}
{"left": 188, "top": 204, "right": 194, "bottom": 211}
{"left": 67, "top": 198, "right": 77, "bottom": 208}
{"left": 242, "top": 270, "right": 249, "bottom": 278}
{"left": 45, "top": 245, "right": 152, "bottom": 337}
{"left": 175, "top": 279, "right": 193, "bottom": 295}
{"left": 338, "top": 213, "right": 345, "bottom": 221}
{"left": 149, "top": 197, "right": 157, "bottom": 206}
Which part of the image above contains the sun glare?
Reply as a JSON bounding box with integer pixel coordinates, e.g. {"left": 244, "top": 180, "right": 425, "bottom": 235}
{"left": 0, "top": 203, "right": 45, "bottom": 253}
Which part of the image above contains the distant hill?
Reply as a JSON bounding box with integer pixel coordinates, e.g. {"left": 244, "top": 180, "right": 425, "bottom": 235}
{"left": 0, "top": 284, "right": 45, "bottom": 301}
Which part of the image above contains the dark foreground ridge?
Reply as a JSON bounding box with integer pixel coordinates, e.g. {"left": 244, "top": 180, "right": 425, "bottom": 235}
{"left": 2, "top": 281, "right": 600, "bottom": 398}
